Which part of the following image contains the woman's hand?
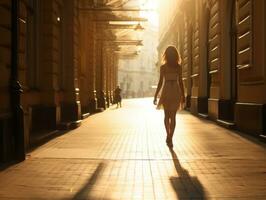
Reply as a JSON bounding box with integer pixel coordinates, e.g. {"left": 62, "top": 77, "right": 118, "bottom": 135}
{"left": 153, "top": 97, "right": 157, "bottom": 105}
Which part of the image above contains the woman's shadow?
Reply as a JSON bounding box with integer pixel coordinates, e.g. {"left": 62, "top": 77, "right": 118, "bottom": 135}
{"left": 169, "top": 148, "right": 206, "bottom": 199}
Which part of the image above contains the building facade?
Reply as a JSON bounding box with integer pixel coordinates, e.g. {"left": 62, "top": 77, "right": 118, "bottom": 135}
{"left": 158, "top": 0, "right": 266, "bottom": 139}
{"left": 118, "top": 26, "right": 158, "bottom": 98}
{"left": 0, "top": 0, "right": 121, "bottom": 163}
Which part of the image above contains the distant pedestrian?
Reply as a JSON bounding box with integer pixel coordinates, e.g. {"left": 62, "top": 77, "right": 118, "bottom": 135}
{"left": 114, "top": 86, "right": 122, "bottom": 108}
{"left": 153, "top": 46, "right": 185, "bottom": 148}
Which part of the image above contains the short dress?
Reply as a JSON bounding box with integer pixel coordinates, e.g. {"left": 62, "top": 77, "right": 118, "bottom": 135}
{"left": 157, "top": 64, "right": 182, "bottom": 111}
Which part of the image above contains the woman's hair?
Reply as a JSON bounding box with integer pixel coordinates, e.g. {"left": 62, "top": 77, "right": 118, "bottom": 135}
{"left": 163, "top": 46, "right": 181, "bottom": 66}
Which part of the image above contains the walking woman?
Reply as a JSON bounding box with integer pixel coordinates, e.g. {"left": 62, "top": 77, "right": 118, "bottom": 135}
{"left": 153, "top": 46, "right": 185, "bottom": 148}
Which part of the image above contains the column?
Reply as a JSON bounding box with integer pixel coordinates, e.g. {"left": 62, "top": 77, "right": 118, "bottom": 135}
{"left": 30, "top": 0, "right": 61, "bottom": 136}
{"left": 95, "top": 38, "right": 106, "bottom": 110}
{"left": 60, "top": 0, "right": 81, "bottom": 124}
{"left": 87, "top": 16, "right": 97, "bottom": 112}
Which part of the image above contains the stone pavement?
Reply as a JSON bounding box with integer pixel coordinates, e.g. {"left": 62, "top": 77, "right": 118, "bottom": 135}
{"left": 0, "top": 98, "right": 265, "bottom": 200}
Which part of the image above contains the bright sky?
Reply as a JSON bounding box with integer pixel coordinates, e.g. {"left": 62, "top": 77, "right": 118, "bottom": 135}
{"left": 139, "top": 0, "right": 159, "bottom": 27}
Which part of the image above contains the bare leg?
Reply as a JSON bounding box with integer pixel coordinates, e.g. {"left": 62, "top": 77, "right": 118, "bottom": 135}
{"left": 164, "top": 110, "right": 173, "bottom": 148}
{"left": 164, "top": 110, "right": 170, "bottom": 136}
{"left": 168, "top": 110, "right": 177, "bottom": 148}
{"left": 169, "top": 110, "right": 177, "bottom": 138}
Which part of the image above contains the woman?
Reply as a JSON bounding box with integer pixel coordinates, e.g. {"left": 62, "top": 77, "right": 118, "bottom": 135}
{"left": 153, "top": 46, "right": 185, "bottom": 148}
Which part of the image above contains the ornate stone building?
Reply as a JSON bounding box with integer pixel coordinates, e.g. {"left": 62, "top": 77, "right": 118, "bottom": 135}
{"left": 158, "top": 0, "right": 266, "bottom": 139}
{"left": 118, "top": 25, "right": 158, "bottom": 98}
{"left": 0, "top": 0, "right": 135, "bottom": 163}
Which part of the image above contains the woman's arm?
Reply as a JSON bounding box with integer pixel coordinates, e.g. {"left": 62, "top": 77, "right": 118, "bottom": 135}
{"left": 153, "top": 67, "right": 163, "bottom": 105}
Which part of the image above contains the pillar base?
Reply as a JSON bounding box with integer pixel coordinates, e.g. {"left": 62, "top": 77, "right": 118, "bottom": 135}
{"left": 106, "top": 93, "right": 110, "bottom": 108}
{"left": 185, "top": 95, "right": 191, "bottom": 110}
{"left": 57, "top": 120, "right": 82, "bottom": 130}
{"left": 88, "top": 98, "right": 97, "bottom": 113}
{"left": 97, "top": 91, "right": 106, "bottom": 110}
{"left": 208, "top": 98, "right": 218, "bottom": 120}
{"left": 190, "top": 96, "right": 198, "bottom": 114}
{"left": 0, "top": 113, "right": 13, "bottom": 163}
{"left": 235, "top": 103, "right": 266, "bottom": 137}
{"left": 190, "top": 96, "right": 209, "bottom": 117}
{"left": 81, "top": 105, "right": 89, "bottom": 115}
{"left": 60, "top": 102, "right": 81, "bottom": 122}
{"left": 259, "top": 134, "right": 266, "bottom": 142}
{"left": 110, "top": 92, "right": 114, "bottom": 105}
{"left": 198, "top": 97, "right": 208, "bottom": 114}
{"left": 29, "top": 105, "right": 59, "bottom": 147}
{"left": 81, "top": 105, "right": 90, "bottom": 119}
{"left": 216, "top": 99, "right": 235, "bottom": 129}
{"left": 218, "top": 99, "right": 234, "bottom": 121}
{"left": 30, "top": 105, "right": 58, "bottom": 132}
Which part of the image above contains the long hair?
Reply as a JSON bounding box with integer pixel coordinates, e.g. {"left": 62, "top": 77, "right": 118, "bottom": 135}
{"left": 163, "top": 46, "right": 182, "bottom": 66}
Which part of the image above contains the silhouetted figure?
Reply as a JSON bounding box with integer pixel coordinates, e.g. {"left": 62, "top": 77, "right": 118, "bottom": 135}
{"left": 169, "top": 149, "right": 206, "bottom": 199}
{"left": 154, "top": 46, "right": 185, "bottom": 148}
{"left": 114, "top": 86, "right": 122, "bottom": 108}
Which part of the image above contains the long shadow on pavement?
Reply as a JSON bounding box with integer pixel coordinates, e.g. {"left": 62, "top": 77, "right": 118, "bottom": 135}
{"left": 72, "top": 162, "right": 110, "bottom": 200}
{"left": 169, "top": 148, "right": 207, "bottom": 199}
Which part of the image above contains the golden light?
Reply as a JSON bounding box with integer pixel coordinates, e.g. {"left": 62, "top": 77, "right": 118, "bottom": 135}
{"left": 139, "top": 0, "right": 159, "bottom": 27}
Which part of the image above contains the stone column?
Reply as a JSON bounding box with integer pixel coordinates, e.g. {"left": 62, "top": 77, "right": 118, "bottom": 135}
{"left": 197, "top": 1, "right": 210, "bottom": 115}
{"left": 109, "top": 51, "right": 114, "bottom": 104}
{"left": 78, "top": 11, "right": 99, "bottom": 115}
{"left": 217, "top": 0, "right": 235, "bottom": 122}
{"left": 103, "top": 44, "right": 109, "bottom": 108}
{"left": 60, "top": 0, "right": 81, "bottom": 125}
{"left": 186, "top": 21, "right": 193, "bottom": 113}
{"left": 109, "top": 49, "right": 115, "bottom": 104}
{"left": 78, "top": 14, "right": 89, "bottom": 116}
{"left": 0, "top": 0, "right": 13, "bottom": 162}
{"left": 11, "top": 0, "right": 25, "bottom": 161}
{"left": 87, "top": 15, "right": 97, "bottom": 112}
{"left": 95, "top": 39, "right": 106, "bottom": 110}
{"left": 35, "top": 0, "right": 61, "bottom": 132}
{"left": 105, "top": 46, "right": 113, "bottom": 107}
{"left": 113, "top": 55, "right": 118, "bottom": 92}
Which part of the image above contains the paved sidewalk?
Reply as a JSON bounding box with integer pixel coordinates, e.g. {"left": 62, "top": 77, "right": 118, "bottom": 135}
{"left": 0, "top": 98, "right": 265, "bottom": 200}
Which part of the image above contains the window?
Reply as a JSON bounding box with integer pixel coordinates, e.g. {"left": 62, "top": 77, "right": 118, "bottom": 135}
{"left": 236, "top": 0, "right": 253, "bottom": 69}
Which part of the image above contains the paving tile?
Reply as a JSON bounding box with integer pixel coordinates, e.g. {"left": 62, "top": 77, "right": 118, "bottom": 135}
{"left": 0, "top": 98, "right": 265, "bottom": 200}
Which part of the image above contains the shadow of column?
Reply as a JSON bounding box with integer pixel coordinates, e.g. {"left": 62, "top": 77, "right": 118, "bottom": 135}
{"left": 169, "top": 148, "right": 207, "bottom": 199}
{"left": 72, "top": 162, "right": 110, "bottom": 200}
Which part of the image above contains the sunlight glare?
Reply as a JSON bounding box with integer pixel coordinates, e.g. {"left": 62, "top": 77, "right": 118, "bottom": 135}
{"left": 139, "top": 0, "right": 159, "bottom": 27}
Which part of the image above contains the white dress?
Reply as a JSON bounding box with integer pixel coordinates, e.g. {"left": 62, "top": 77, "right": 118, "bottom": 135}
{"left": 157, "top": 64, "right": 182, "bottom": 111}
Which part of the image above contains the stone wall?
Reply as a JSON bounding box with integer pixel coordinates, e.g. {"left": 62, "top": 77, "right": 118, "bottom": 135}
{"left": 0, "top": 0, "right": 13, "bottom": 162}
{"left": 158, "top": 0, "right": 266, "bottom": 138}
{"left": 0, "top": 0, "right": 121, "bottom": 163}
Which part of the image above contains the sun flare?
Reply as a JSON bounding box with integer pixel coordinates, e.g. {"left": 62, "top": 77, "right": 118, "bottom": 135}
{"left": 139, "top": 0, "right": 159, "bottom": 27}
